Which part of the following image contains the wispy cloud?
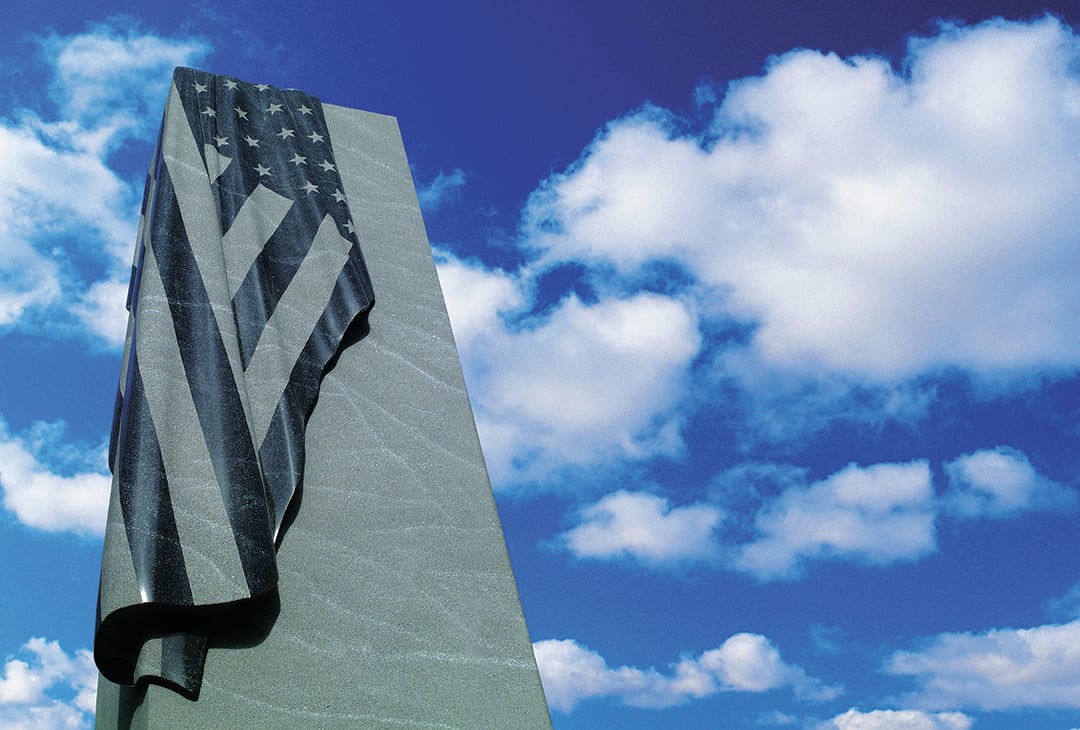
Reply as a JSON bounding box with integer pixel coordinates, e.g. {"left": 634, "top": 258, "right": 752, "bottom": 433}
{"left": 416, "top": 168, "right": 466, "bottom": 214}
{"left": 533, "top": 634, "right": 839, "bottom": 713}
{"left": 821, "top": 708, "right": 973, "bottom": 730}
{"left": 0, "top": 418, "right": 110, "bottom": 536}
{"left": 40, "top": 22, "right": 209, "bottom": 139}
{"left": 0, "top": 637, "right": 97, "bottom": 730}
{"left": 1046, "top": 582, "right": 1080, "bottom": 622}
{"left": 0, "top": 21, "right": 209, "bottom": 348}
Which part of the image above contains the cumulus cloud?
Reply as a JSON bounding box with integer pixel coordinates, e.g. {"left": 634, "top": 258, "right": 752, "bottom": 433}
{"left": 558, "top": 490, "right": 723, "bottom": 565}
{"left": 522, "top": 16, "right": 1080, "bottom": 382}
{"left": 0, "top": 637, "right": 96, "bottom": 730}
{"left": 559, "top": 447, "right": 1080, "bottom": 579}
{"left": 561, "top": 454, "right": 1079, "bottom": 579}
{"left": 0, "top": 418, "right": 110, "bottom": 535}
{"left": 41, "top": 22, "right": 208, "bottom": 137}
{"left": 479, "top": 292, "right": 699, "bottom": 483}
{"left": 437, "top": 250, "right": 701, "bottom": 485}
{"left": 427, "top": 18, "right": 1080, "bottom": 486}
{"left": 0, "top": 22, "right": 208, "bottom": 345}
{"left": 944, "top": 445, "right": 1076, "bottom": 519}
{"left": 822, "top": 708, "right": 973, "bottom": 730}
{"left": 886, "top": 619, "right": 1080, "bottom": 710}
{"left": 435, "top": 252, "right": 525, "bottom": 349}
{"left": 734, "top": 461, "right": 936, "bottom": 579}
{"left": 534, "top": 633, "right": 838, "bottom": 713}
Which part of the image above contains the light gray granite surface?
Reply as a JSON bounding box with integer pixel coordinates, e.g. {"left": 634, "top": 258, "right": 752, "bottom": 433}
{"left": 95, "top": 103, "right": 552, "bottom": 729}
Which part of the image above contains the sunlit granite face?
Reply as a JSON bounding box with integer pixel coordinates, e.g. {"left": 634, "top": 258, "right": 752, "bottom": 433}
{"left": 95, "top": 102, "right": 552, "bottom": 729}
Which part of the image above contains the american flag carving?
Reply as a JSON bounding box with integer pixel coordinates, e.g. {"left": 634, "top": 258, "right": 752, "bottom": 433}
{"left": 95, "top": 68, "right": 373, "bottom": 695}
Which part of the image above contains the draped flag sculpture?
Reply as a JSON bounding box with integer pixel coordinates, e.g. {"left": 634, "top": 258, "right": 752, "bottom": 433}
{"left": 96, "top": 67, "right": 375, "bottom": 695}
{"left": 94, "top": 69, "right": 551, "bottom": 728}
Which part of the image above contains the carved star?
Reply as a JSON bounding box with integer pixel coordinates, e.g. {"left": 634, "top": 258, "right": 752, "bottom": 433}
{"left": 343, "top": 220, "right": 355, "bottom": 234}
{"left": 289, "top": 153, "right": 307, "bottom": 166}
{"left": 319, "top": 160, "right": 336, "bottom": 173}
{"left": 301, "top": 181, "right": 319, "bottom": 194}
{"left": 213, "top": 135, "right": 229, "bottom": 147}
{"left": 224, "top": 79, "right": 239, "bottom": 90}
{"left": 200, "top": 106, "right": 216, "bottom": 117}
{"left": 194, "top": 82, "right": 208, "bottom": 94}
{"left": 331, "top": 188, "right": 347, "bottom": 203}
{"left": 298, "top": 104, "right": 313, "bottom": 115}
{"left": 244, "top": 135, "right": 260, "bottom": 148}
{"left": 235, "top": 106, "right": 249, "bottom": 120}
{"left": 255, "top": 164, "right": 272, "bottom": 177}
{"left": 276, "top": 127, "right": 295, "bottom": 140}
{"left": 266, "top": 102, "right": 283, "bottom": 115}
{"left": 307, "top": 130, "right": 324, "bottom": 143}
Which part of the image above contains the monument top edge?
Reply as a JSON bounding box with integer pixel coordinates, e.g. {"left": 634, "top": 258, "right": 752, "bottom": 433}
{"left": 172, "top": 66, "right": 396, "bottom": 123}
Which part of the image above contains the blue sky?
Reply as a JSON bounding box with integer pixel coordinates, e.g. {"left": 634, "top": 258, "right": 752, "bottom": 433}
{"left": 3, "top": 2, "right": 1080, "bottom": 728}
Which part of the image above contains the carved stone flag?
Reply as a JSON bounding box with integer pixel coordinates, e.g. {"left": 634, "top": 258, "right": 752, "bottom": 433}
{"left": 95, "top": 67, "right": 374, "bottom": 695}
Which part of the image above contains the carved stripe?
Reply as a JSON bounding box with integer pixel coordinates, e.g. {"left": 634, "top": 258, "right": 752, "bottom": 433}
{"left": 245, "top": 214, "right": 353, "bottom": 449}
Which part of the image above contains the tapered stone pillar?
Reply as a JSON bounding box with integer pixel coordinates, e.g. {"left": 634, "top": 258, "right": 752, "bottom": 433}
{"left": 95, "top": 103, "right": 551, "bottom": 729}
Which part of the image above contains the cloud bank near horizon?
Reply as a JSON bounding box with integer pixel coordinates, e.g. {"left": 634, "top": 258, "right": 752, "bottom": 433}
{"left": 553, "top": 448, "right": 1072, "bottom": 579}
{"left": 533, "top": 633, "right": 840, "bottom": 713}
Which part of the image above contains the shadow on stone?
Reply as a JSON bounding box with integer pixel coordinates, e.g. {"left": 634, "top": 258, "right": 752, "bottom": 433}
{"left": 109, "top": 590, "right": 281, "bottom": 726}
{"left": 276, "top": 309, "right": 371, "bottom": 548}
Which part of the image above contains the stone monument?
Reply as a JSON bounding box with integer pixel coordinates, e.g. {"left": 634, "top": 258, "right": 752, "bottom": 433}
{"left": 94, "top": 68, "right": 551, "bottom": 728}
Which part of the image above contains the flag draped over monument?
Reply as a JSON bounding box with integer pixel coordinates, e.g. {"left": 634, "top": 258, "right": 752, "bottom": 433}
{"left": 95, "top": 68, "right": 374, "bottom": 696}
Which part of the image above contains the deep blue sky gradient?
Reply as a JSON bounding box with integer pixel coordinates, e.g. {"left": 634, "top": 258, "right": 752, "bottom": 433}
{"left": 3, "top": 2, "right": 1080, "bottom": 728}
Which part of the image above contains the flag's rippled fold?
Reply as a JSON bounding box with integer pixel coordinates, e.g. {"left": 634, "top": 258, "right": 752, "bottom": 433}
{"left": 95, "top": 67, "right": 374, "bottom": 696}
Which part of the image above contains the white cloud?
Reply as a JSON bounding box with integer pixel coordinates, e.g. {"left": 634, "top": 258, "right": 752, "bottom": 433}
{"left": 0, "top": 236, "right": 61, "bottom": 329}
{"left": 522, "top": 17, "right": 1080, "bottom": 382}
{"left": 758, "top": 709, "right": 800, "bottom": 725}
{"left": 434, "top": 252, "right": 525, "bottom": 349}
{"left": 944, "top": 445, "right": 1075, "bottom": 519}
{"left": 822, "top": 708, "right": 973, "bottom": 730}
{"left": 0, "top": 120, "right": 125, "bottom": 330}
{"left": 734, "top": 461, "right": 936, "bottom": 579}
{"left": 416, "top": 168, "right": 466, "bottom": 213}
{"left": 41, "top": 22, "right": 210, "bottom": 140}
{"left": 559, "top": 490, "right": 723, "bottom": 565}
{"left": 478, "top": 291, "right": 699, "bottom": 484}
{"left": 0, "top": 637, "right": 96, "bottom": 730}
{"left": 0, "top": 22, "right": 208, "bottom": 345}
{"left": 559, "top": 448, "right": 1074, "bottom": 578}
{"left": 72, "top": 278, "right": 132, "bottom": 349}
{"left": 0, "top": 418, "right": 110, "bottom": 536}
{"left": 436, "top": 251, "right": 701, "bottom": 486}
{"left": 533, "top": 633, "right": 838, "bottom": 713}
{"left": 886, "top": 619, "right": 1080, "bottom": 710}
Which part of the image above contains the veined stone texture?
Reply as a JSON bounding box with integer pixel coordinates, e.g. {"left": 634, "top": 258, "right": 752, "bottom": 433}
{"left": 95, "top": 103, "right": 552, "bottom": 729}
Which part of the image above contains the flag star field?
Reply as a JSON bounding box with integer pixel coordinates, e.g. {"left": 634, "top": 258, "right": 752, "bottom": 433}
{"left": 2, "top": 2, "right": 1080, "bottom": 728}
